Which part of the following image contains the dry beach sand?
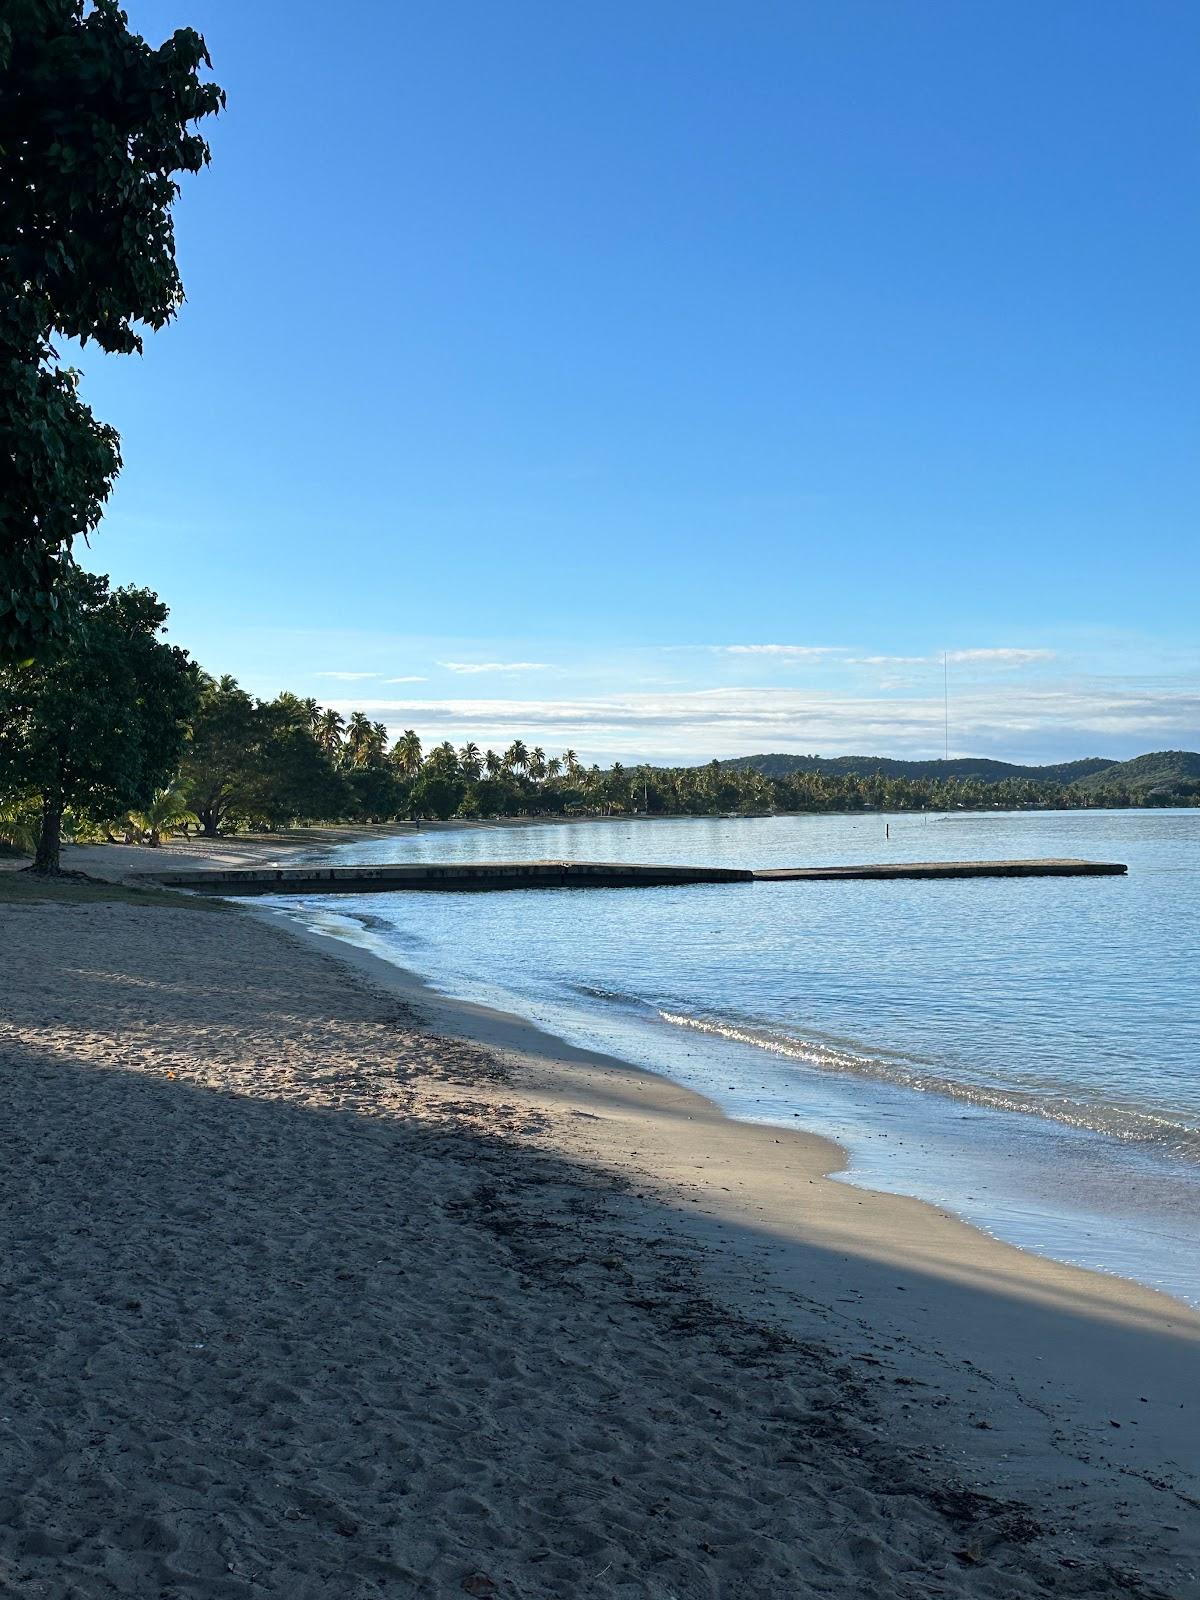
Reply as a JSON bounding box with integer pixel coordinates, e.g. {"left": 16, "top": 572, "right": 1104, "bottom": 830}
{"left": 1, "top": 868, "right": 1198, "bottom": 1597}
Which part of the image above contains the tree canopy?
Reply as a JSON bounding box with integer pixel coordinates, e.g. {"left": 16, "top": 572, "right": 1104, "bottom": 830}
{"left": 0, "top": 571, "right": 198, "bottom": 869}
{"left": 180, "top": 677, "right": 355, "bottom": 837}
{"left": 0, "top": 0, "right": 223, "bottom": 660}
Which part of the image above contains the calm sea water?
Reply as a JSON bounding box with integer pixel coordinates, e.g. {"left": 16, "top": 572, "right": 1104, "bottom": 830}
{"left": 269, "top": 810, "right": 1200, "bottom": 1306}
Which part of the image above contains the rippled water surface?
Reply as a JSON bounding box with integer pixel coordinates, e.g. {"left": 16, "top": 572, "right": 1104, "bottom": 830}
{"left": 273, "top": 810, "right": 1200, "bottom": 1304}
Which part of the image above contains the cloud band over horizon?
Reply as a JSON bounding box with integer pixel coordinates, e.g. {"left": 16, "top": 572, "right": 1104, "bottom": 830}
{"left": 323, "top": 679, "right": 1200, "bottom": 766}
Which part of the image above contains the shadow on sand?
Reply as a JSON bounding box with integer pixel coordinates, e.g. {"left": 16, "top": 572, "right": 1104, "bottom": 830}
{"left": 1, "top": 922, "right": 1197, "bottom": 1599}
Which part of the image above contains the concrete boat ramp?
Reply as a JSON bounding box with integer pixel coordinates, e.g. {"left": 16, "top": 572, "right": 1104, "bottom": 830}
{"left": 137, "top": 857, "right": 1128, "bottom": 896}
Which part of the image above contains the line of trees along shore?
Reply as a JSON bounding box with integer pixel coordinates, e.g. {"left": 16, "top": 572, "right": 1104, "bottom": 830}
{"left": 175, "top": 689, "right": 1200, "bottom": 828}
{"left": 171, "top": 680, "right": 1200, "bottom": 829}
{"left": 4, "top": 655, "right": 1194, "bottom": 872}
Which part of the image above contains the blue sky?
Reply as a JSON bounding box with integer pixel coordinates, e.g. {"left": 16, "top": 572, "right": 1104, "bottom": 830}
{"left": 78, "top": 1, "right": 1198, "bottom": 763}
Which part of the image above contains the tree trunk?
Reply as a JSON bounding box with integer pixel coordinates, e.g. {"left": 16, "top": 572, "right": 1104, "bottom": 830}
{"left": 33, "top": 797, "right": 62, "bottom": 875}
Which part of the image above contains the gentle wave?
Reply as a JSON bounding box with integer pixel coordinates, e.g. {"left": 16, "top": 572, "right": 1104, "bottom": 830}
{"left": 293, "top": 904, "right": 428, "bottom": 944}
{"left": 657, "top": 1009, "right": 1200, "bottom": 1159}
{"left": 571, "top": 982, "right": 652, "bottom": 1007}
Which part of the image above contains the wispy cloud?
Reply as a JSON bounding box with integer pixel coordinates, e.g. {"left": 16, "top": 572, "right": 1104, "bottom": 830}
{"left": 438, "top": 661, "right": 550, "bottom": 675}
{"left": 383, "top": 675, "right": 428, "bottom": 684}
{"left": 849, "top": 655, "right": 931, "bottom": 667}
{"left": 850, "top": 648, "right": 1055, "bottom": 669}
{"left": 718, "top": 644, "right": 839, "bottom": 658}
{"left": 314, "top": 670, "right": 380, "bottom": 681}
{"left": 948, "top": 648, "right": 1056, "bottom": 666}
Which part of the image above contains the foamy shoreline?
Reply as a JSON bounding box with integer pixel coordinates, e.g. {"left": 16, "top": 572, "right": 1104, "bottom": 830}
{"left": 267, "top": 885, "right": 1200, "bottom": 1313}
{"left": 68, "top": 825, "right": 1200, "bottom": 1308}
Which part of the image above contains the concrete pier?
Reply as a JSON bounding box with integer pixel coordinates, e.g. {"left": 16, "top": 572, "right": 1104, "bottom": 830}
{"left": 753, "top": 858, "right": 1128, "bottom": 881}
{"left": 136, "top": 860, "right": 754, "bottom": 895}
{"left": 136, "top": 857, "right": 1127, "bottom": 896}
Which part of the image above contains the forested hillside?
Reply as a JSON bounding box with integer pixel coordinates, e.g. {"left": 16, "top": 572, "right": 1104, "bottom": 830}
{"left": 720, "top": 753, "right": 1117, "bottom": 784}
{"left": 1071, "top": 750, "right": 1200, "bottom": 797}
{"left": 721, "top": 751, "right": 1199, "bottom": 800}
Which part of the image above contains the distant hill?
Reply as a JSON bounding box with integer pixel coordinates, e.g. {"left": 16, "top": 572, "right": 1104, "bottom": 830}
{"left": 717, "top": 751, "right": 1200, "bottom": 798}
{"left": 718, "top": 753, "right": 1117, "bottom": 784}
{"left": 1072, "top": 750, "right": 1200, "bottom": 796}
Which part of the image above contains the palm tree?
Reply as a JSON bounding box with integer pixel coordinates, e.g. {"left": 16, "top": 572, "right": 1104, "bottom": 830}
{"left": 484, "top": 748, "right": 503, "bottom": 778}
{"left": 546, "top": 756, "right": 562, "bottom": 781}
{"left": 528, "top": 746, "right": 546, "bottom": 783}
{"left": 562, "top": 749, "right": 581, "bottom": 780}
{"left": 393, "top": 729, "right": 423, "bottom": 778}
{"left": 303, "top": 697, "right": 321, "bottom": 734}
{"left": 584, "top": 764, "right": 603, "bottom": 813}
{"left": 369, "top": 721, "right": 390, "bottom": 764}
{"left": 0, "top": 801, "right": 40, "bottom": 856}
{"left": 128, "top": 784, "right": 199, "bottom": 847}
{"left": 316, "top": 707, "right": 345, "bottom": 754}
{"left": 459, "top": 741, "right": 483, "bottom": 781}
{"left": 607, "top": 762, "right": 628, "bottom": 815}
{"left": 272, "top": 691, "right": 307, "bottom": 725}
{"left": 346, "top": 711, "right": 373, "bottom": 767}
{"left": 426, "top": 741, "right": 460, "bottom": 775}
{"left": 504, "top": 739, "right": 529, "bottom": 775}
